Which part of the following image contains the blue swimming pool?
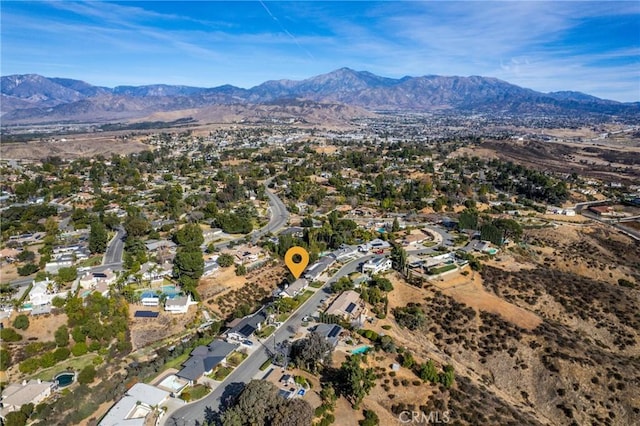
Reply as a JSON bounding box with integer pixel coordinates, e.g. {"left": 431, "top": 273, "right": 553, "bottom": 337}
{"left": 350, "top": 346, "right": 372, "bottom": 355}
{"left": 54, "top": 372, "right": 75, "bottom": 387}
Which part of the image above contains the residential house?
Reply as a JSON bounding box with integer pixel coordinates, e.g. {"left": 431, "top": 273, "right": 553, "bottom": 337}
{"left": 140, "top": 261, "right": 173, "bottom": 283}
{"left": 312, "top": 323, "right": 344, "bottom": 347}
{"left": 280, "top": 279, "right": 308, "bottom": 298}
{"left": 361, "top": 257, "right": 392, "bottom": 275}
{"left": 44, "top": 255, "right": 74, "bottom": 274}
{"left": 164, "top": 294, "right": 193, "bottom": 314}
{"left": 28, "top": 279, "right": 68, "bottom": 307}
{"left": 176, "top": 340, "right": 238, "bottom": 384}
{"left": 1, "top": 380, "right": 54, "bottom": 418}
{"left": 325, "top": 290, "right": 364, "bottom": 321}
{"left": 304, "top": 256, "right": 335, "bottom": 281}
{"left": 226, "top": 308, "right": 269, "bottom": 341}
{"left": 358, "top": 238, "right": 391, "bottom": 252}
{"left": 144, "top": 239, "right": 177, "bottom": 253}
{"left": 98, "top": 383, "right": 170, "bottom": 426}
{"left": 331, "top": 245, "right": 359, "bottom": 262}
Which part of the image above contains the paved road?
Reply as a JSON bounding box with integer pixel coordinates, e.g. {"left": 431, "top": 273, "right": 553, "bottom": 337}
{"left": 102, "top": 226, "right": 126, "bottom": 265}
{"left": 166, "top": 254, "right": 375, "bottom": 425}
{"left": 213, "top": 180, "right": 289, "bottom": 250}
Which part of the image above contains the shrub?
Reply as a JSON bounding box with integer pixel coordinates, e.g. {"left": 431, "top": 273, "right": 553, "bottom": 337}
{"left": 71, "top": 342, "right": 88, "bottom": 357}
{"left": 53, "top": 347, "right": 71, "bottom": 362}
{"left": 0, "top": 327, "right": 22, "bottom": 342}
{"left": 0, "top": 349, "right": 11, "bottom": 370}
{"left": 77, "top": 365, "right": 96, "bottom": 385}
{"left": 360, "top": 409, "right": 380, "bottom": 426}
{"left": 18, "top": 263, "right": 39, "bottom": 276}
{"left": 19, "top": 357, "right": 40, "bottom": 374}
{"left": 39, "top": 352, "right": 56, "bottom": 368}
{"left": 13, "top": 314, "right": 30, "bottom": 330}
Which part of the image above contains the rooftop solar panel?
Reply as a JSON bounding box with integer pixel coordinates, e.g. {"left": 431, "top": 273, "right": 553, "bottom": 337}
{"left": 345, "top": 302, "right": 357, "bottom": 313}
{"left": 328, "top": 325, "right": 341, "bottom": 338}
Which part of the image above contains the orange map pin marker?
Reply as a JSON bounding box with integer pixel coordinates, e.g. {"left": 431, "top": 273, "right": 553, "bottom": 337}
{"left": 284, "top": 246, "right": 310, "bottom": 279}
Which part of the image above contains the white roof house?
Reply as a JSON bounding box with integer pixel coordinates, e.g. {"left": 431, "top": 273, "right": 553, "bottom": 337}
{"left": 361, "top": 257, "right": 392, "bottom": 275}
{"left": 1, "top": 379, "right": 54, "bottom": 417}
{"left": 164, "top": 294, "right": 193, "bottom": 314}
{"left": 280, "top": 279, "right": 308, "bottom": 298}
{"left": 99, "top": 383, "right": 170, "bottom": 426}
{"left": 28, "top": 279, "right": 68, "bottom": 307}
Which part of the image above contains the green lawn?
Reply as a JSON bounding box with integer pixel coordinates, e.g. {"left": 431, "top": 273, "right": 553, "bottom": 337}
{"left": 309, "top": 281, "right": 324, "bottom": 288}
{"left": 430, "top": 264, "right": 457, "bottom": 275}
{"left": 295, "top": 290, "right": 314, "bottom": 305}
{"left": 190, "top": 384, "right": 211, "bottom": 400}
{"left": 211, "top": 365, "right": 233, "bottom": 381}
{"left": 226, "top": 351, "right": 248, "bottom": 367}
{"left": 259, "top": 359, "right": 272, "bottom": 371}
{"left": 76, "top": 256, "right": 103, "bottom": 268}
{"left": 31, "top": 353, "right": 96, "bottom": 381}
{"left": 256, "top": 325, "right": 276, "bottom": 338}
{"left": 160, "top": 351, "right": 191, "bottom": 372}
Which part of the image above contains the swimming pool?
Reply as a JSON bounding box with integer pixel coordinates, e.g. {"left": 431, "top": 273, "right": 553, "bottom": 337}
{"left": 487, "top": 248, "right": 498, "bottom": 255}
{"left": 350, "top": 346, "right": 372, "bottom": 355}
{"left": 54, "top": 372, "right": 75, "bottom": 387}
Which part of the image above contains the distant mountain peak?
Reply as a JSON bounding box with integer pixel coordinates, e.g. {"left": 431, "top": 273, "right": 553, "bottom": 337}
{"left": 1, "top": 70, "right": 637, "bottom": 124}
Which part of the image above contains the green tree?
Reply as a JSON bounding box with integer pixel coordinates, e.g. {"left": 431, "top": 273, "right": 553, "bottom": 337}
{"left": 338, "top": 354, "right": 377, "bottom": 409}
{"left": 391, "top": 218, "right": 400, "bottom": 233}
{"left": 217, "top": 253, "right": 235, "bottom": 267}
{"left": 17, "top": 263, "right": 39, "bottom": 276}
{"left": 3, "top": 410, "right": 27, "bottom": 426}
{"left": 439, "top": 364, "right": 455, "bottom": 388}
{"left": 13, "top": 314, "right": 30, "bottom": 330}
{"left": 0, "top": 348, "right": 11, "bottom": 370}
{"left": 77, "top": 365, "right": 96, "bottom": 384}
{"left": 89, "top": 219, "right": 108, "bottom": 254}
{"left": 56, "top": 266, "right": 77, "bottom": 283}
{"left": 419, "top": 360, "right": 439, "bottom": 383}
{"left": 16, "top": 250, "right": 35, "bottom": 263}
{"left": 235, "top": 263, "right": 247, "bottom": 276}
{"left": 53, "top": 347, "right": 71, "bottom": 362}
{"left": 360, "top": 409, "right": 380, "bottom": 426}
{"left": 71, "top": 342, "right": 88, "bottom": 357}
{"left": 290, "top": 332, "right": 334, "bottom": 373}
{"left": 0, "top": 328, "right": 22, "bottom": 342}
{"left": 390, "top": 244, "right": 407, "bottom": 274}
{"left": 174, "top": 223, "right": 204, "bottom": 249}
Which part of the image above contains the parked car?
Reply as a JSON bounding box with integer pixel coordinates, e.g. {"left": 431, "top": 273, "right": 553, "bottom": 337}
{"left": 242, "top": 339, "right": 254, "bottom": 346}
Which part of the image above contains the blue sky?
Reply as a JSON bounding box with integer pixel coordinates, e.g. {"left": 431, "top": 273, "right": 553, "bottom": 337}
{"left": 2, "top": 1, "right": 639, "bottom": 101}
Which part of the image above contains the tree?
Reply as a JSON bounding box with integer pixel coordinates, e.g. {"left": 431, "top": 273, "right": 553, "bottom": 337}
{"left": 290, "top": 332, "right": 333, "bottom": 373}
{"left": 13, "top": 314, "right": 30, "bottom": 330}
{"left": 0, "top": 328, "right": 22, "bottom": 342}
{"left": 17, "top": 250, "right": 35, "bottom": 262}
{"left": 78, "top": 365, "right": 96, "bottom": 384}
{"left": 0, "top": 348, "right": 11, "bottom": 371}
{"left": 71, "top": 342, "right": 88, "bottom": 357}
{"left": 390, "top": 244, "right": 407, "bottom": 274}
{"left": 419, "top": 360, "right": 439, "bottom": 383}
{"left": 217, "top": 253, "right": 235, "bottom": 267}
{"left": 392, "top": 304, "right": 425, "bottom": 330}
{"left": 221, "top": 380, "right": 282, "bottom": 426}
{"left": 89, "top": 219, "right": 108, "bottom": 254}
{"left": 272, "top": 398, "right": 314, "bottom": 426}
{"left": 360, "top": 409, "right": 380, "bottom": 426}
{"left": 458, "top": 209, "right": 478, "bottom": 230}
{"left": 56, "top": 266, "right": 77, "bottom": 283}
{"left": 17, "top": 263, "right": 39, "bottom": 276}
{"left": 391, "top": 218, "right": 400, "bottom": 232}
{"left": 3, "top": 410, "right": 27, "bottom": 426}
{"left": 53, "top": 347, "right": 70, "bottom": 362}
{"left": 439, "top": 364, "right": 455, "bottom": 388}
{"left": 174, "top": 223, "right": 204, "bottom": 249}
{"left": 330, "top": 276, "right": 353, "bottom": 293}
{"left": 235, "top": 263, "right": 247, "bottom": 276}
{"left": 337, "top": 354, "right": 376, "bottom": 409}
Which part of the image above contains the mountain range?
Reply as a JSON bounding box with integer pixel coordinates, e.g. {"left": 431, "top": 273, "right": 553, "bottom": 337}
{"left": 1, "top": 68, "right": 638, "bottom": 124}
